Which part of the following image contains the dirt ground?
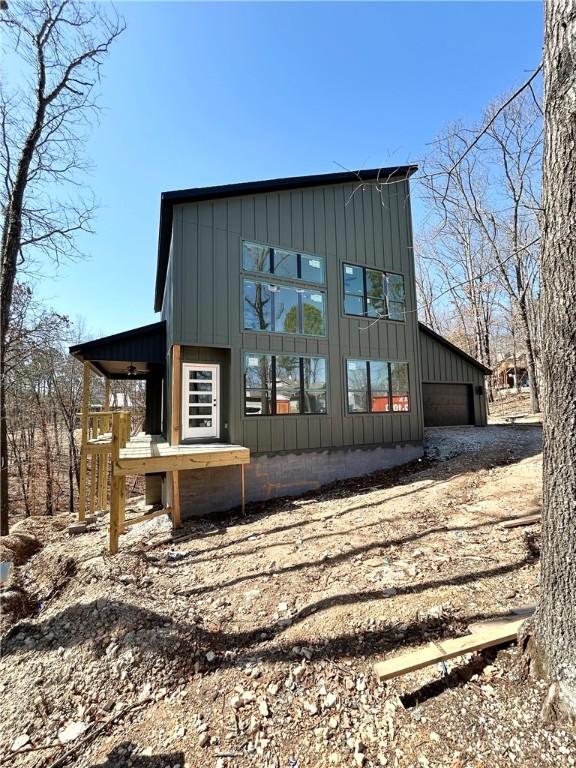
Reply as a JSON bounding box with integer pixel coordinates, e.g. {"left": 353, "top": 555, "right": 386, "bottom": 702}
{"left": 2, "top": 424, "right": 575, "bottom": 768}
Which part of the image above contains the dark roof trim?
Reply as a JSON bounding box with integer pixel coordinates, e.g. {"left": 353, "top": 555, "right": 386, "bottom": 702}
{"left": 418, "top": 322, "right": 492, "bottom": 375}
{"left": 154, "top": 165, "right": 418, "bottom": 312}
{"left": 69, "top": 321, "right": 165, "bottom": 359}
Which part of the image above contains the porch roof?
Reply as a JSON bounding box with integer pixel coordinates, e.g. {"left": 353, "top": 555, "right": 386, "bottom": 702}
{"left": 69, "top": 321, "right": 166, "bottom": 379}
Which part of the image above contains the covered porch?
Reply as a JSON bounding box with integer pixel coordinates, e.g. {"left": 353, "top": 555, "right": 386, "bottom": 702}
{"left": 69, "top": 323, "right": 249, "bottom": 553}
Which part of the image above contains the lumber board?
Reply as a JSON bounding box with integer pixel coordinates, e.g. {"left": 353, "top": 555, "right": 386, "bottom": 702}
{"left": 500, "top": 514, "right": 541, "bottom": 529}
{"left": 123, "top": 507, "right": 173, "bottom": 528}
{"left": 374, "top": 617, "right": 526, "bottom": 681}
{"left": 113, "top": 452, "right": 250, "bottom": 476}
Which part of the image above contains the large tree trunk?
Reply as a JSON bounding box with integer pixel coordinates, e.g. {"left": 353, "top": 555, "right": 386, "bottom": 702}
{"left": 534, "top": 0, "right": 576, "bottom": 720}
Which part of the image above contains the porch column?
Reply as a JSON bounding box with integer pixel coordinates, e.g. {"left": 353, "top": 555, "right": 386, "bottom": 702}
{"left": 170, "top": 344, "right": 181, "bottom": 446}
{"left": 78, "top": 361, "right": 90, "bottom": 521}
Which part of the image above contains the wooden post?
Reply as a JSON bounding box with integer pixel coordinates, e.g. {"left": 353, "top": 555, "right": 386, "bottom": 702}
{"left": 78, "top": 362, "right": 90, "bottom": 521}
{"left": 89, "top": 455, "right": 97, "bottom": 516}
{"left": 104, "top": 378, "right": 111, "bottom": 412}
{"left": 240, "top": 464, "right": 245, "bottom": 516}
{"left": 170, "top": 344, "right": 182, "bottom": 446}
{"left": 171, "top": 470, "right": 181, "bottom": 529}
{"left": 110, "top": 411, "right": 124, "bottom": 554}
{"left": 97, "top": 454, "right": 107, "bottom": 511}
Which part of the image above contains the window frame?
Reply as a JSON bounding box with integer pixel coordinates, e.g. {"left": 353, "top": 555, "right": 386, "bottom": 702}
{"left": 243, "top": 352, "right": 329, "bottom": 417}
{"left": 342, "top": 263, "right": 406, "bottom": 322}
{"left": 242, "top": 277, "right": 327, "bottom": 337}
{"left": 242, "top": 240, "right": 326, "bottom": 286}
{"left": 345, "top": 358, "right": 411, "bottom": 414}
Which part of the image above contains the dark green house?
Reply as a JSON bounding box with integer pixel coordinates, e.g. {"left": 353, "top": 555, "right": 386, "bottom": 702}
{"left": 72, "top": 167, "right": 489, "bottom": 517}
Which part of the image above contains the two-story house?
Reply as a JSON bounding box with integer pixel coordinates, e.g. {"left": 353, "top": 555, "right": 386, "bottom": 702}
{"left": 71, "top": 167, "right": 489, "bottom": 533}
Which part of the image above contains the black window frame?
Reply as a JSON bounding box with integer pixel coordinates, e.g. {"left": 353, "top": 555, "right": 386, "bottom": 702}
{"left": 242, "top": 241, "right": 326, "bottom": 285}
{"left": 244, "top": 353, "right": 328, "bottom": 417}
{"left": 242, "top": 278, "right": 326, "bottom": 337}
{"left": 342, "top": 263, "right": 406, "bottom": 322}
{"left": 345, "top": 359, "right": 411, "bottom": 414}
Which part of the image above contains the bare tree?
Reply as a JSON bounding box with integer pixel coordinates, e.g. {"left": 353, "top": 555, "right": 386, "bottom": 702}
{"left": 420, "top": 91, "right": 542, "bottom": 412}
{"left": 528, "top": 0, "right": 576, "bottom": 723}
{"left": 0, "top": 1, "right": 124, "bottom": 534}
{"left": 420, "top": 131, "right": 503, "bottom": 372}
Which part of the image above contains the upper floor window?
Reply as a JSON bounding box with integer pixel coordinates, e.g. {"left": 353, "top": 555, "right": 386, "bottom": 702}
{"left": 343, "top": 264, "right": 406, "bottom": 321}
{"left": 243, "top": 280, "right": 326, "bottom": 336}
{"left": 243, "top": 241, "right": 325, "bottom": 284}
{"left": 244, "top": 353, "right": 328, "bottom": 416}
{"left": 346, "top": 359, "right": 410, "bottom": 413}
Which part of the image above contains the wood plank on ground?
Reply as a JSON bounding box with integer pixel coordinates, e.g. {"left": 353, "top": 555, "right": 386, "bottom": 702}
{"left": 500, "top": 513, "right": 541, "bottom": 529}
{"left": 374, "top": 614, "right": 529, "bottom": 681}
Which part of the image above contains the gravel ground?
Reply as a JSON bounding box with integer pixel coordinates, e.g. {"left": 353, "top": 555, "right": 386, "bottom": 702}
{"left": 424, "top": 425, "right": 542, "bottom": 462}
{"left": 2, "top": 425, "right": 571, "bottom": 768}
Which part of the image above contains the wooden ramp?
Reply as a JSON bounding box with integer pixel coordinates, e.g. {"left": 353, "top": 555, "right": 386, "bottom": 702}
{"left": 374, "top": 608, "right": 533, "bottom": 681}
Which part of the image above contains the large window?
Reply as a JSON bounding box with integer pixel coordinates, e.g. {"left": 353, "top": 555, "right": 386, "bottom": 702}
{"left": 244, "top": 354, "right": 328, "bottom": 416}
{"left": 343, "top": 264, "right": 406, "bottom": 321}
{"left": 243, "top": 242, "right": 325, "bottom": 284}
{"left": 346, "top": 360, "right": 410, "bottom": 413}
{"left": 243, "top": 279, "right": 326, "bottom": 336}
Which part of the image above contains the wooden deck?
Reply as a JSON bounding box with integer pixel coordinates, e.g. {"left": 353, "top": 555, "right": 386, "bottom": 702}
{"left": 87, "top": 432, "right": 250, "bottom": 475}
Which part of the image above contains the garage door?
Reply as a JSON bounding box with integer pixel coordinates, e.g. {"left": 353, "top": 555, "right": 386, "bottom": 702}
{"left": 422, "top": 383, "right": 474, "bottom": 427}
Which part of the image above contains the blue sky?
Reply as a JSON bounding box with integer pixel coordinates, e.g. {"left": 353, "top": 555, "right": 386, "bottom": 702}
{"left": 32, "top": 1, "right": 543, "bottom": 338}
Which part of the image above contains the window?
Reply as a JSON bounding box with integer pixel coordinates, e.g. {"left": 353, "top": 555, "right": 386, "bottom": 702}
{"left": 343, "top": 264, "right": 405, "bottom": 321}
{"left": 244, "top": 354, "right": 328, "bottom": 416}
{"left": 243, "top": 279, "right": 326, "bottom": 336}
{"left": 346, "top": 359, "right": 410, "bottom": 413}
{"left": 243, "top": 241, "right": 325, "bottom": 284}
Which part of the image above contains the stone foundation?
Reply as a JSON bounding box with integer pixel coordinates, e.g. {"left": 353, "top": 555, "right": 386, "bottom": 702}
{"left": 179, "top": 442, "right": 423, "bottom": 518}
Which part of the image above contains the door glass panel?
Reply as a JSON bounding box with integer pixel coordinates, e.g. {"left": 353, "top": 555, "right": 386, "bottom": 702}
{"left": 189, "top": 382, "right": 212, "bottom": 392}
{"left": 190, "top": 370, "right": 212, "bottom": 379}
{"left": 189, "top": 393, "right": 211, "bottom": 403}
{"left": 189, "top": 418, "right": 212, "bottom": 428}
{"left": 188, "top": 406, "right": 212, "bottom": 416}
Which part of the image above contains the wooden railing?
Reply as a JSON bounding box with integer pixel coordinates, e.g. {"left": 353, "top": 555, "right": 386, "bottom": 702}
{"left": 78, "top": 411, "right": 131, "bottom": 522}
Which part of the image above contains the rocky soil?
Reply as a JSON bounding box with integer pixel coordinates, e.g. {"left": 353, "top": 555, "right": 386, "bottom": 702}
{"left": 2, "top": 424, "right": 574, "bottom": 768}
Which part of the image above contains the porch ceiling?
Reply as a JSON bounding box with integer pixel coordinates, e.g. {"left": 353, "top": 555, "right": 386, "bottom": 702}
{"left": 69, "top": 321, "right": 166, "bottom": 379}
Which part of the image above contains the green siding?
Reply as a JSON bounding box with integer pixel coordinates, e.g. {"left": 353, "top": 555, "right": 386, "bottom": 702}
{"left": 168, "top": 179, "right": 425, "bottom": 453}
{"left": 419, "top": 329, "right": 488, "bottom": 426}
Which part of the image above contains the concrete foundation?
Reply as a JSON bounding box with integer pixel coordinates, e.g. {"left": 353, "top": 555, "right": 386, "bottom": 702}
{"left": 179, "top": 442, "right": 423, "bottom": 518}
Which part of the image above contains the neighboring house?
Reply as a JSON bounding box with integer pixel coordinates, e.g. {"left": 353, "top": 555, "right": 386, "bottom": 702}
{"left": 70, "top": 167, "right": 490, "bottom": 519}
{"left": 495, "top": 355, "right": 529, "bottom": 389}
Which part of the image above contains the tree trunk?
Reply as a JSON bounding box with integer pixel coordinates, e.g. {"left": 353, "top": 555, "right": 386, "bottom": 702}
{"left": 0, "top": 375, "right": 8, "bottom": 534}
{"left": 518, "top": 299, "right": 541, "bottom": 412}
{"left": 534, "top": 0, "right": 576, "bottom": 720}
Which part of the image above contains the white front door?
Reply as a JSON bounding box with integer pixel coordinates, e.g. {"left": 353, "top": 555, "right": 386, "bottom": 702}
{"left": 181, "top": 363, "right": 220, "bottom": 440}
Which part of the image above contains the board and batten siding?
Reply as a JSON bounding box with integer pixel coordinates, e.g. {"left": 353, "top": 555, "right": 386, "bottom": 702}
{"left": 419, "top": 328, "right": 488, "bottom": 426}
{"left": 165, "top": 179, "right": 424, "bottom": 453}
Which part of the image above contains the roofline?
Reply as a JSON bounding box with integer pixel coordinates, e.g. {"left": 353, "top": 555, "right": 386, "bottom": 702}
{"left": 69, "top": 321, "right": 166, "bottom": 359}
{"left": 154, "top": 165, "right": 418, "bottom": 312}
{"left": 418, "top": 322, "right": 492, "bottom": 375}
